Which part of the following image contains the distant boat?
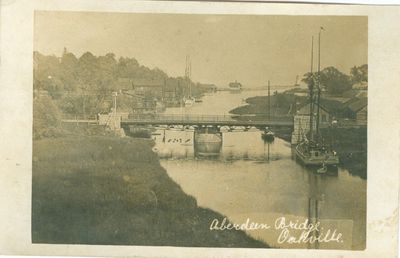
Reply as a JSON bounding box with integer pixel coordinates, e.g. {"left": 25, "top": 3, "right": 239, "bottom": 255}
{"left": 184, "top": 97, "right": 195, "bottom": 107}
{"left": 229, "top": 80, "right": 243, "bottom": 92}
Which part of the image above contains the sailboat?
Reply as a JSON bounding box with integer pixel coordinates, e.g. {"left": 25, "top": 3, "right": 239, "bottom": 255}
{"left": 184, "top": 55, "right": 195, "bottom": 107}
{"left": 294, "top": 75, "right": 300, "bottom": 86}
{"left": 295, "top": 32, "right": 339, "bottom": 168}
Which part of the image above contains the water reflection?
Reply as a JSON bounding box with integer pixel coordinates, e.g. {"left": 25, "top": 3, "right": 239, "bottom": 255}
{"left": 152, "top": 128, "right": 290, "bottom": 162}
{"left": 151, "top": 90, "right": 365, "bottom": 250}
{"left": 151, "top": 127, "right": 365, "bottom": 249}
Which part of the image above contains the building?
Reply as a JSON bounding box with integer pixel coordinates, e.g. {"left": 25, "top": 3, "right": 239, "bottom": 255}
{"left": 352, "top": 81, "right": 368, "bottom": 90}
{"left": 343, "top": 97, "right": 367, "bottom": 124}
{"left": 117, "top": 78, "right": 167, "bottom": 114}
{"left": 297, "top": 102, "right": 331, "bottom": 124}
{"left": 291, "top": 102, "right": 332, "bottom": 145}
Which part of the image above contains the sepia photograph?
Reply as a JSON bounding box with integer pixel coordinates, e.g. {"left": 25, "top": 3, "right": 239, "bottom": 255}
{"left": 31, "top": 12, "right": 369, "bottom": 250}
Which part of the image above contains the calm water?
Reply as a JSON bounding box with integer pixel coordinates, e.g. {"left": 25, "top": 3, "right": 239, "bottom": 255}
{"left": 151, "top": 90, "right": 366, "bottom": 250}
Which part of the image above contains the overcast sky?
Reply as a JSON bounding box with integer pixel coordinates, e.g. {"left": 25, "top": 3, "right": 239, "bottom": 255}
{"left": 34, "top": 11, "right": 367, "bottom": 87}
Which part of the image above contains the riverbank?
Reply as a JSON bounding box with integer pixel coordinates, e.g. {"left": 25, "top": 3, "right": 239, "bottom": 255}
{"left": 32, "top": 132, "right": 268, "bottom": 247}
{"left": 230, "top": 93, "right": 299, "bottom": 116}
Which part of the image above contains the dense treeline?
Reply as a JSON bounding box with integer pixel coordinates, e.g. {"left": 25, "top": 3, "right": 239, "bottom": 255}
{"left": 33, "top": 49, "right": 212, "bottom": 139}
{"left": 301, "top": 64, "right": 367, "bottom": 95}
{"left": 34, "top": 49, "right": 206, "bottom": 116}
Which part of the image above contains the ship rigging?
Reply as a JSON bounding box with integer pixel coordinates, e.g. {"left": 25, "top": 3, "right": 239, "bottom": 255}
{"left": 294, "top": 28, "right": 339, "bottom": 170}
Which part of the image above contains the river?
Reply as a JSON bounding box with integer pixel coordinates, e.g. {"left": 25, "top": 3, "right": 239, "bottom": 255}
{"left": 151, "top": 90, "right": 366, "bottom": 250}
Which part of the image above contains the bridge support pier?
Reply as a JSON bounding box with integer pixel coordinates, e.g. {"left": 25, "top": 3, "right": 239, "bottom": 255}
{"left": 98, "top": 112, "right": 125, "bottom": 136}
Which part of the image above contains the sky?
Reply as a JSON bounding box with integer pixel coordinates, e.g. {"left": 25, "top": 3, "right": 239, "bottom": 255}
{"left": 34, "top": 11, "right": 367, "bottom": 88}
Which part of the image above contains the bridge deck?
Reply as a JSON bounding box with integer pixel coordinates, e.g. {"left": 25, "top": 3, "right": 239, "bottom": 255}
{"left": 121, "top": 115, "right": 294, "bottom": 127}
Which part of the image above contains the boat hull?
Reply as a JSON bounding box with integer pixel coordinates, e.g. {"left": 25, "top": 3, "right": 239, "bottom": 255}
{"left": 295, "top": 143, "right": 339, "bottom": 166}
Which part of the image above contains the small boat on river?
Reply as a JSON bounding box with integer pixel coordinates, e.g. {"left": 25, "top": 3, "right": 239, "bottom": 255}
{"left": 184, "top": 97, "right": 195, "bottom": 107}
{"left": 262, "top": 130, "right": 275, "bottom": 142}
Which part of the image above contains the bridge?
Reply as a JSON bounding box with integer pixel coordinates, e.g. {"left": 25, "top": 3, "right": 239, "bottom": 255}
{"left": 61, "top": 113, "right": 366, "bottom": 130}
{"left": 120, "top": 114, "right": 294, "bottom": 128}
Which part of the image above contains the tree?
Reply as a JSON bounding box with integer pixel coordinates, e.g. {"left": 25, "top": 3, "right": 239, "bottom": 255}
{"left": 350, "top": 64, "right": 368, "bottom": 83}
{"left": 60, "top": 49, "right": 79, "bottom": 91}
{"left": 33, "top": 95, "right": 63, "bottom": 139}
{"left": 320, "top": 67, "right": 352, "bottom": 94}
{"left": 302, "top": 67, "right": 352, "bottom": 95}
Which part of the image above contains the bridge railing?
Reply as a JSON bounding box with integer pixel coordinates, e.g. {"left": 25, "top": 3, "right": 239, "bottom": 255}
{"left": 123, "top": 114, "right": 293, "bottom": 123}
{"left": 126, "top": 114, "right": 235, "bottom": 122}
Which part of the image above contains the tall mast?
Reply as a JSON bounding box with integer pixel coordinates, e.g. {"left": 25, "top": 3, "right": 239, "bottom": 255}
{"left": 185, "top": 55, "right": 192, "bottom": 98}
{"left": 268, "top": 80, "right": 271, "bottom": 120}
{"left": 309, "top": 36, "right": 315, "bottom": 142}
{"left": 189, "top": 57, "right": 192, "bottom": 97}
{"left": 316, "top": 28, "right": 322, "bottom": 139}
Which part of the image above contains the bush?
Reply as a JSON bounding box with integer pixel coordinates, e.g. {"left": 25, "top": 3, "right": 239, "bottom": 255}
{"left": 33, "top": 95, "right": 63, "bottom": 139}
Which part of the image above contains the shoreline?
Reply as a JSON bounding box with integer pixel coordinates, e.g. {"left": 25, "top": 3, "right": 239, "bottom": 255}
{"left": 32, "top": 133, "right": 269, "bottom": 248}
{"left": 229, "top": 92, "right": 367, "bottom": 179}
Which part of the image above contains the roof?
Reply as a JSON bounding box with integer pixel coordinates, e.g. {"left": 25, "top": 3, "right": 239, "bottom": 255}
{"left": 346, "top": 97, "right": 368, "bottom": 112}
{"left": 352, "top": 81, "right": 368, "bottom": 89}
{"left": 117, "top": 78, "right": 164, "bottom": 88}
{"left": 297, "top": 102, "right": 331, "bottom": 115}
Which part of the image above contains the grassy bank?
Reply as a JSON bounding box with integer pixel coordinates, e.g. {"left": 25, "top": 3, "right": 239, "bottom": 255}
{"left": 230, "top": 93, "right": 298, "bottom": 116}
{"left": 32, "top": 135, "right": 268, "bottom": 247}
{"left": 321, "top": 127, "right": 367, "bottom": 179}
{"left": 230, "top": 93, "right": 344, "bottom": 118}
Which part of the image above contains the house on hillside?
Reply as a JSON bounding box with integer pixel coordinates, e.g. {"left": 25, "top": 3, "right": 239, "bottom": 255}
{"left": 117, "top": 78, "right": 165, "bottom": 97}
{"left": 352, "top": 81, "right": 368, "bottom": 90}
{"left": 118, "top": 78, "right": 166, "bottom": 114}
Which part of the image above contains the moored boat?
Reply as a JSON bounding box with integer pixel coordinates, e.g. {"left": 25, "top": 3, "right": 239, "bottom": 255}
{"left": 262, "top": 130, "right": 275, "bottom": 142}
{"left": 184, "top": 97, "right": 195, "bottom": 107}
{"left": 294, "top": 32, "right": 339, "bottom": 169}
{"left": 295, "top": 141, "right": 339, "bottom": 166}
